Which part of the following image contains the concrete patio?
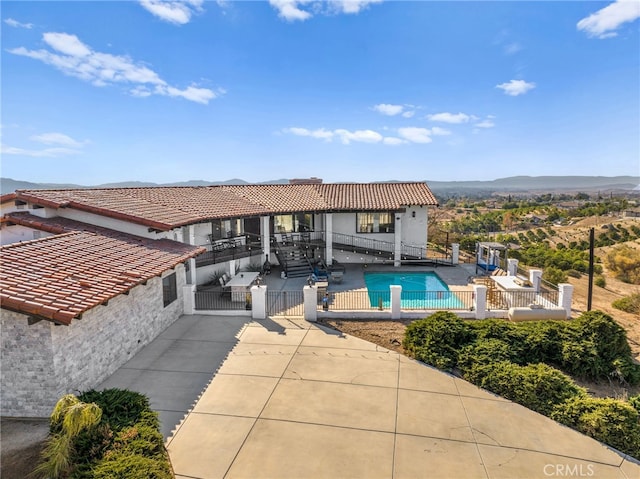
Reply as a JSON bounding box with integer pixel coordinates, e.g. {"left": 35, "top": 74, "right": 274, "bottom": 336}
{"left": 101, "top": 313, "right": 640, "bottom": 479}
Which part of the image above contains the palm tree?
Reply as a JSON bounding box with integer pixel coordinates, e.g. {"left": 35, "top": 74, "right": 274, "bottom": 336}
{"left": 33, "top": 394, "right": 102, "bottom": 478}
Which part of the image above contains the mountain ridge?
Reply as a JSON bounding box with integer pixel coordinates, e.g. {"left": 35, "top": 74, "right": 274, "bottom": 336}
{"left": 1, "top": 175, "right": 638, "bottom": 195}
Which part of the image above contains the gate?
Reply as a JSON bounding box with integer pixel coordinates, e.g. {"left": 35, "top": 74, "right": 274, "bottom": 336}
{"left": 267, "top": 290, "right": 304, "bottom": 316}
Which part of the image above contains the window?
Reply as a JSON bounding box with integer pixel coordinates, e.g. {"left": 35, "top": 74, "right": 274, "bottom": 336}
{"left": 162, "top": 273, "right": 177, "bottom": 307}
{"left": 274, "top": 214, "right": 314, "bottom": 233}
{"left": 211, "top": 218, "right": 244, "bottom": 240}
{"left": 356, "top": 212, "right": 394, "bottom": 233}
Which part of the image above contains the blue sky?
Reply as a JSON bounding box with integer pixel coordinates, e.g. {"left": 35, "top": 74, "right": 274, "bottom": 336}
{"left": 2, "top": 1, "right": 639, "bottom": 185}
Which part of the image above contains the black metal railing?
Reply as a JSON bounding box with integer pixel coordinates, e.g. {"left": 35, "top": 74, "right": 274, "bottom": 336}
{"left": 195, "top": 233, "right": 263, "bottom": 267}
{"left": 194, "top": 291, "right": 252, "bottom": 310}
{"left": 267, "top": 290, "right": 304, "bottom": 316}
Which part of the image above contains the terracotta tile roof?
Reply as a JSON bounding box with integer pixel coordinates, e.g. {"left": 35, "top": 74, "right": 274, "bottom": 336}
{"left": 317, "top": 182, "right": 439, "bottom": 210}
{"left": 0, "top": 192, "right": 17, "bottom": 204}
{"left": 0, "top": 220, "right": 204, "bottom": 325}
{"left": 15, "top": 182, "right": 438, "bottom": 230}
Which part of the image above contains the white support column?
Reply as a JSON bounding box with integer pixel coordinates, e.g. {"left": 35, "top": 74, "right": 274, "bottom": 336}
{"left": 303, "top": 285, "right": 318, "bottom": 322}
{"left": 261, "top": 216, "right": 271, "bottom": 262}
{"left": 451, "top": 243, "right": 460, "bottom": 265}
{"left": 394, "top": 214, "right": 402, "bottom": 267}
{"left": 251, "top": 285, "right": 267, "bottom": 320}
{"left": 325, "top": 213, "right": 333, "bottom": 266}
{"left": 183, "top": 285, "right": 195, "bottom": 315}
{"left": 558, "top": 283, "right": 574, "bottom": 319}
{"left": 473, "top": 285, "right": 487, "bottom": 320}
{"left": 187, "top": 225, "right": 196, "bottom": 285}
{"left": 507, "top": 258, "right": 518, "bottom": 276}
{"left": 390, "top": 285, "right": 402, "bottom": 319}
{"left": 229, "top": 260, "right": 236, "bottom": 277}
{"left": 529, "top": 269, "right": 543, "bottom": 293}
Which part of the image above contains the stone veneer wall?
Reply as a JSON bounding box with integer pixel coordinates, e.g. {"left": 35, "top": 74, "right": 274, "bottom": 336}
{"left": 1, "top": 265, "right": 186, "bottom": 417}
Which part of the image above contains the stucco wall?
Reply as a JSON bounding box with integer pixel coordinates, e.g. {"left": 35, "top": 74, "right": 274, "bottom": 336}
{"left": 0, "top": 224, "right": 54, "bottom": 245}
{"left": 1, "top": 265, "right": 187, "bottom": 417}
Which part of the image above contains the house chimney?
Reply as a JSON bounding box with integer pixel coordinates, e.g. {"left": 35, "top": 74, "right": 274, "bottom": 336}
{"left": 289, "top": 178, "right": 323, "bottom": 185}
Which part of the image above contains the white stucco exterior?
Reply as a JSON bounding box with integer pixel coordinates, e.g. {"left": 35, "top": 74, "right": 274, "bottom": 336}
{"left": 1, "top": 265, "right": 187, "bottom": 417}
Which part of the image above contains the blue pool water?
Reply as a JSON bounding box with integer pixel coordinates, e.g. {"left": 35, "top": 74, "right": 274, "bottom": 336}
{"left": 364, "top": 272, "right": 464, "bottom": 309}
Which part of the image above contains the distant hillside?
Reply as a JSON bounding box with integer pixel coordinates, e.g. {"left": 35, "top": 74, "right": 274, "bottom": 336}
{"left": 1, "top": 175, "right": 638, "bottom": 195}
{"left": 0, "top": 177, "right": 290, "bottom": 194}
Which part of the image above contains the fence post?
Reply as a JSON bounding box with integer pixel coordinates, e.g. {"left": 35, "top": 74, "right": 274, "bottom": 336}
{"left": 183, "top": 284, "right": 195, "bottom": 315}
{"left": 251, "top": 285, "right": 267, "bottom": 320}
{"left": 390, "top": 285, "right": 402, "bottom": 319}
{"left": 507, "top": 258, "right": 518, "bottom": 276}
{"left": 558, "top": 283, "right": 574, "bottom": 319}
{"left": 529, "top": 269, "right": 542, "bottom": 292}
{"left": 303, "top": 285, "right": 318, "bottom": 322}
{"left": 473, "top": 285, "right": 487, "bottom": 319}
{"left": 451, "top": 243, "right": 459, "bottom": 265}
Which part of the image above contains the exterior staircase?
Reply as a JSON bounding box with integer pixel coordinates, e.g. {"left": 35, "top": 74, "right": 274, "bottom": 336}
{"left": 274, "top": 245, "right": 314, "bottom": 278}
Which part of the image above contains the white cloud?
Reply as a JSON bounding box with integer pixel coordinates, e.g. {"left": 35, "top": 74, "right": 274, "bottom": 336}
{"left": 43, "top": 32, "right": 91, "bottom": 57}
{"left": 373, "top": 103, "right": 404, "bottom": 116}
{"left": 285, "top": 127, "right": 334, "bottom": 140}
{"left": 285, "top": 126, "right": 384, "bottom": 144}
{"left": 285, "top": 124, "right": 449, "bottom": 146}
{"left": 328, "top": 0, "right": 383, "bottom": 14}
{"left": 475, "top": 119, "right": 495, "bottom": 128}
{"left": 430, "top": 127, "right": 451, "bottom": 136}
{"left": 269, "top": 0, "right": 382, "bottom": 22}
{"left": 383, "top": 137, "right": 407, "bottom": 145}
{"left": 372, "top": 103, "right": 417, "bottom": 118}
{"left": 496, "top": 79, "right": 536, "bottom": 96}
{"left": 30, "top": 132, "right": 86, "bottom": 147}
{"left": 139, "top": 0, "right": 204, "bottom": 25}
{"left": 577, "top": 0, "right": 640, "bottom": 39}
{"left": 334, "top": 129, "right": 382, "bottom": 144}
{"left": 9, "top": 32, "right": 221, "bottom": 104}
{"left": 4, "top": 18, "right": 33, "bottom": 29}
{"left": 269, "top": 0, "right": 313, "bottom": 21}
{"left": 397, "top": 127, "right": 432, "bottom": 144}
{"left": 427, "top": 112, "right": 471, "bottom": 124}
{"left": 1, "top": 144, "right": 82, "bottom": 158}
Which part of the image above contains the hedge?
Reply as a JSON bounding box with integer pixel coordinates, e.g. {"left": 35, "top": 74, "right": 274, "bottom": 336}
{"left": 403, "top": 310, "right": 640, "bottom": 459}
{"left": 551, "top": 396, "right": 640, "bottom": 458}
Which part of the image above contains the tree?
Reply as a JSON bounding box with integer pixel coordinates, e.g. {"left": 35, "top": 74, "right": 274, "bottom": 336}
{"left": 606, "top": 245, "right": 640, "bottom": 284}
{"left": 34, "top": 394, "right": 102, "bottom": 479}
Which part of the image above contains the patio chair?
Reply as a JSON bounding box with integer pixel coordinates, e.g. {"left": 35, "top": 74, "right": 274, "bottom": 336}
{"left": 219, "top": 277, "right": 231, "bottom": 298}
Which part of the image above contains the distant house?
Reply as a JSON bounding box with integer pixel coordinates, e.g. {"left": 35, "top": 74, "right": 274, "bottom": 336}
{"left": 623, "top": 208, "right": 640, "bottom": 219}
{"left": 0, "top": 181, "right": 438, "bottom": 417}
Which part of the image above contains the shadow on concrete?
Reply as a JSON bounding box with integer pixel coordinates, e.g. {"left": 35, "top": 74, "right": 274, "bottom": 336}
{"left": 97, "top": 314, "right": 252, "bottom": 439}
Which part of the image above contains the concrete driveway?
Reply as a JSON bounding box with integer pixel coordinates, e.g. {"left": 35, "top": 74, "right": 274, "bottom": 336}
{"left": 101, "top": 314, "right": 639, "bottom": 478}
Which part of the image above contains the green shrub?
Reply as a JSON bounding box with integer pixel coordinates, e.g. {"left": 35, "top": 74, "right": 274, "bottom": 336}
{"left": 92, "top": 452, "right": 173, "bottom": 479}
{"left": 542, "top": 266, "right": 568, "bottom": 285}
{"left": 612, "top": 293, "right": 640, "bottom": 314}
{"left": 567, "top": 269, "right": 582, "bottom": 278}
{"left": 551, "top": 396, "right": 640, "bottom": 459}
{"left": 477, "top": 362, "right": 585, "bottom": 416}
{"left": 78, "top": 389, "right": 150, "bottom": 430}
{"left": 458, "top": 339, "right": 515, "bottom": 383}
{"left": 629, "top": 394, "right": 640, "bottom": 413}
{"left": 62, "top": 390, "right": 172, "bottom": 479}
{"left": 594, "top": 275, "right": 606, "bottom": 288}
{"left": 403, "top": 312, "right": 475, "bottom": 370}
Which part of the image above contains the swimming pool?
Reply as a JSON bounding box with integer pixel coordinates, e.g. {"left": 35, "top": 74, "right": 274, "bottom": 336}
{"left": 364, "top": 272, "right": 465, "bottom": 309}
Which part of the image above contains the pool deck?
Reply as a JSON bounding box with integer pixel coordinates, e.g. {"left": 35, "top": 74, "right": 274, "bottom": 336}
{"left": 262, "top": 262, "right": 477, "bottom": 294}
